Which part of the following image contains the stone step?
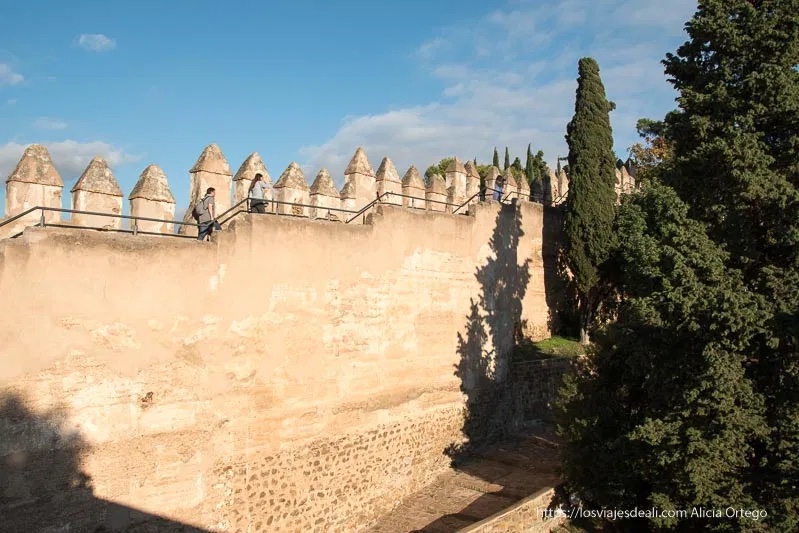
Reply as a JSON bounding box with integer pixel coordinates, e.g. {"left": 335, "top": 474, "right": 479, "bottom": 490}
{"left": 366, "top": 433, "right": 560, "bottom": 533}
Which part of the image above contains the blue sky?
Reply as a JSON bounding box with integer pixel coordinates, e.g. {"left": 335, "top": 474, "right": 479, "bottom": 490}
{"left": 0, "top": 0, "right": 699, "bottom": 214}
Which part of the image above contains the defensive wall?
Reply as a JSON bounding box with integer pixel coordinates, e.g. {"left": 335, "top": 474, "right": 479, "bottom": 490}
{"left": 0, "top": 143, "right": 577, "bottom": 531}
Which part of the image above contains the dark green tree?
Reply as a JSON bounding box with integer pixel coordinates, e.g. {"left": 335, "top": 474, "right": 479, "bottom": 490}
{"left": 525, "top": 147, "right": 548, "bottom": 202}
{"left": 504, "top": 147, "right": 510, "bottom": 170}
{"left": 661, "top": 1, "right": 799, "bottom": 526}
{"left": 492, "top": 148, "right": 499, "bottom": 168}
{"left": 557, "top": 183, "right": 769, "bottom": 531}
{"left": 562, "top": 57, "right": 618, "bottom": 344}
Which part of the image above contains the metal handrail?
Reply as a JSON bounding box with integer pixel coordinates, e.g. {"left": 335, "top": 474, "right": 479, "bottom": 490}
{"left": 344, "top": 192, "right": 391, "bottom": 224}
{"left": 0, "top": 206, "right": 200, "bottom": 234}
{"left": 0, "top": 185, "right": 551, "bottom": 241}
{"left": 0, "top": 206, "right": 41, "bottom": 229}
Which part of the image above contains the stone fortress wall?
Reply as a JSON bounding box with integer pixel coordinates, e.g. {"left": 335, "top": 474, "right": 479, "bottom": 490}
{"left": 0, "top": 142, "right": 601, "bottom": 531}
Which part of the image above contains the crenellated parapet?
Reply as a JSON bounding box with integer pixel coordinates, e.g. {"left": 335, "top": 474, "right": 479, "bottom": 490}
{"left": 179, "top": 144, "right": 233, "bottom": 235}
{"left": 484, "top": 166, "right": 502, "bottom": 200}
{"left": 129, "top": 165, "right": 176, "bottom": 234}
{"left": 401, "top": 166, "right": 426, "bottom": 209}
{"left": 70, "top": 157, "right": 124, "bottom": 228}
{"left": 426, "top": 173, "right": 447, "bottom": 212}
{"left": 343, "top": 147, "right": 375, "bottom": 212}
{"left": 2, "top": 142, "right": 570, "bottom": 241}
{"left": 445, "top": 157, "right": 467, "bottom": 207}
{"left": 503, "top": 168, "right": 519, "bottom": 202}
{"left": 274, "top": 162, "right": 310, "bottom": 217}
{"left": 375, "top": 157, "right": 402, "bottom": 206}
{"left": 517, "top": 171, "right": 531, "bottom": 202}
{"left": 309, "top": 168, "right": 340, "bottom": 220}
{"left": 464, "top": 161, "right": 481, "bottom": 205}
{"left": 234, "top": 152, "right": 271, "bottom": 206}
{"left": 5, "top": 144, "right": 63, "bottom": 226}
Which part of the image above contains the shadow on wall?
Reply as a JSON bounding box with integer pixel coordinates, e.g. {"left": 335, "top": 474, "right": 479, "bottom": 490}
{"left": 543, "top": 204, "right": 578, "bottom": 338}
{"left": 0, "top": 393, "right": 209, "bottom": 533}
{"left": 411, "top": 202, "right": 569, "bottom": 532}
{"left": 446, "top": 201, "right": 531, "bottom": 460}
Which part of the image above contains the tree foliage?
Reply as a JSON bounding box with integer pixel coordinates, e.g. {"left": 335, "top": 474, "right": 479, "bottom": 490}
{"left": 526, "top": 144, "right": 548, "bottom": 201}
{"left": 562, "top": 57, "right": 618, "bottom": 344}
{"left": 559, "top": 1, "right": 799, "bottom": 529}
{"left": 558, "top": 184, "right": 769, "bottom": 531}
{"left": 424, "top": 157, "right": 453, "bottom": 186}
{"left": 628, "top": 117, "right": 675, "bottom": 184}
{"left": 660, "top": 2, "right": 799, "bottom": 527}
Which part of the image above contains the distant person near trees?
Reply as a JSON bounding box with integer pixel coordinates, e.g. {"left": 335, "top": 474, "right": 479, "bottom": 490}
{"left": 248, "top": 173, "right": 269, "bottom": 214}
{"left": 194, "top": 187, "right": 218, "bottom": 241}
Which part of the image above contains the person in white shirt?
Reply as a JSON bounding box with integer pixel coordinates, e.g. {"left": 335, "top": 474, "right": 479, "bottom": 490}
{"left": 248, "top": 173, "right": 269, "bottom": 214}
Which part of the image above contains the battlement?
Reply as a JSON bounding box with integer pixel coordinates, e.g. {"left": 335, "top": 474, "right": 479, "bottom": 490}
{"left": 0, "top": 144, "right": 550, "bottom": 240}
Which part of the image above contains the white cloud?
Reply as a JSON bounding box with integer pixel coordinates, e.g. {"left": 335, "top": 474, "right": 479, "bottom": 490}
{"left": 0, "top": 140, "right": 140, "bottom": 181}
{"left": 33, "top": 117, "right": 68, "bottom": 130}
{"left": 77, "top": 34, "right": 116, "bottom": 52}
{"left": 299, "top": 0, "right": 698, "bottom": 183}
{"left": 6, "top": 99, "right": 16, "bottom": 105}
{"left": 0, "top": 63, "right": 23, "bottom": 86}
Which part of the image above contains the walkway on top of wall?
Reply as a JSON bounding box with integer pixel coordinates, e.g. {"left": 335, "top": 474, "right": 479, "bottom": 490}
{"left": 366, "top": 427, "right": 561, "bottom": 533}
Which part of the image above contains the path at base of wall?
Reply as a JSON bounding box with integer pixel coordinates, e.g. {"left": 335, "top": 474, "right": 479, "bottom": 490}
{"left": 366, "top": 428, "right": 561, "bottom": 533}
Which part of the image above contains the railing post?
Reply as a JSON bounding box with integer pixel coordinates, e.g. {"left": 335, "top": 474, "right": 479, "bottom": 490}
{"left": 39, "top": 210, "right": 46, "bottom": 227}
{"left": 132, "top": 220, "right": 138, "bottom": 236}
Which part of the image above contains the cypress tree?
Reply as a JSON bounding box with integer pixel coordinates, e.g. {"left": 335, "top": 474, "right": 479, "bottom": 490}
{"left": 525, "top": 144, "right": 535, "bottom": 197}
{"left": 661, "top": 1, "right": 799, "bottom": 526}
{"left": 562, "top": 57, "right": 618, "bottom": 344}
{"left": 492, "top": 148, "right": 499, "bottom": 168}
{"left": 504, "top": 147, "right": 510, "bottom": 170}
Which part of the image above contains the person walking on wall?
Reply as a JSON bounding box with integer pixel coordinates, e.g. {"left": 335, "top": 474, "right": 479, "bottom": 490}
{"left": 248, "top": 173, "right": 269, "bottom": 214}
{"left": 196, "top": 187, "right": 218, "bottom": 241}
{"left": 493, "top": 176, "right": 505, "bottom": 202}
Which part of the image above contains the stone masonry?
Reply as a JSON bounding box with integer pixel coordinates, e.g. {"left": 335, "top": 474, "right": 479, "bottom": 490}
{"left": 70, "top": 157, "right": 124, "bottom": 229}
{"left": 0, "top": 198, "right": 556, "bottom": 532}
{"left": 128, "top": 164, "right": 177, "bottom": 234}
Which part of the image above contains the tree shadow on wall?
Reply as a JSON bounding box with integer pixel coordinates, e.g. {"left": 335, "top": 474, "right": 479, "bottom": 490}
{"left": 0, "top": 393, "right": 209, "bottom": 533}
{"left": 542, "top": 204, "right": 579, "bottom": 338}
{"left": 447, "top": 201, "right": 532, "bottom": 460}
{"left": 405, "top": 202, "right": 565, "bottom": 532}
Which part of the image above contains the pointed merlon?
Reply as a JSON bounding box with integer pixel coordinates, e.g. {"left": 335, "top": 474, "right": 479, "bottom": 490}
{"left": 129, "top": 164, "right": 176, "bottom": 203}
{"left": 274, "top": 162, "right": 310, "bottom": 191}
{"left": 428, "top": 173, "right": 446, "bottom": 194}
{"left": 625, "top": 158, "right": 637, "bottom": 179}
{"left": 445, "top": 157, "right": 467, "bottom": 175}
{"left": 375, "top": 157, "right": 401, "bottom": 182}
{"left": 485, "top": 166, "right": 502, "bottom": 182}
{"left": 464, "top": 160, "right": 480, "bottom": 179}
{"left": 504, "top": 167, "right": 518, "bottom": 187}
{"left": 401, "top": 166, "right": 425, "bottom": 189}
{"left": 190, "top": 143, "right": 233, "bottom": 176}
{"left": 6, "top": 144, "right": 63, "bottom": 186}
{"left": 344, "top": 147, "right": 374, "bottom": 177}
{"left": 340, "top": 179, "right": 356, "bottom": 199}
{"left": 234, "top": 152, "right": 271, "bottom": 184}
{"left": 310, "top": 168, "right": 339, "bottom": 198}
{"left": 71, "top": 157, "right": 123, "bottom": 196}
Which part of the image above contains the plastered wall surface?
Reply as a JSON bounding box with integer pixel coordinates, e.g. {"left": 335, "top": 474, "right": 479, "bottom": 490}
{"left": 0, "top": 201, "right": 555, "bottom": 531}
